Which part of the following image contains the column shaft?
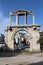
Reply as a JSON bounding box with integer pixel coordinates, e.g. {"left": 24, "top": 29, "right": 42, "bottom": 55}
{"left": 26, "top": 15, "right": 27, "bottom": 24}
{"left": 10, "top": 15, "right": 12, "bottom": 26}
{"left": 32, "top": 14, "right": 35, "bottom": 25}
{"left": 24, "top": 14, "right": 27, "bottom": 25}
{"left": 16, "top": 15, "right": 19, "bottom": 25}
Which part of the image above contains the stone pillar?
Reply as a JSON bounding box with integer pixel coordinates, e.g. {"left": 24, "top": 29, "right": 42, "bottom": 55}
{"left": 24, "top": 14, "right": 27, "bottom": 25}
{"left": 32, "top": 14, "right": 35, "bottom": 25}
{"left": 26, "top": 14, "right": 27, "bottom": 24}
{"left": 16, "top": 14, "right": 19, "bottom": 25}
{"left": 10, "top": 15, "right": 12, "bottom": 26}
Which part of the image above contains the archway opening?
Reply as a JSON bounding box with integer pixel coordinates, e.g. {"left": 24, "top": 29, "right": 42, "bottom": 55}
{"left": 14, "top": 30, "right": 30, "bottom": 50}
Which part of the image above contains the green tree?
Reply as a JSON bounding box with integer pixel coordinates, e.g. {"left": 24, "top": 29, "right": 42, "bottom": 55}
{"left": 38, "top": 31, "right": 43, "bottom": 51}
{"left": 38, "top": 31, "right": 43, "bottom": 45}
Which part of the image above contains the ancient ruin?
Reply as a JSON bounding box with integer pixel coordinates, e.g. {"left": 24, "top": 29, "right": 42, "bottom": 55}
{"left": 5, "top": 10, "right": 40, "bottom": 52}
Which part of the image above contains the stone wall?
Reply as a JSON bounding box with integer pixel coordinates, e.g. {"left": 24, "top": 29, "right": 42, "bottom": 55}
{"left": 5, "top": 25, "right": 40, "bottom": 52}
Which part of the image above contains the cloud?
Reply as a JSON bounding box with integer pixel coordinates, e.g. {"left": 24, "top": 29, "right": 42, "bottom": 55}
{"left": 0, "top": 8, "right": 16, "bottom": 34}
{"left": 0, "top": 8, "right": 10, "bottom": 34}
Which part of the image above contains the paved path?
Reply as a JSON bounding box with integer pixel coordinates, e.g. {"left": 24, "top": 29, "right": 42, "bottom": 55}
{"left": 0, "top": 52, "right": 43, "bottom": 65}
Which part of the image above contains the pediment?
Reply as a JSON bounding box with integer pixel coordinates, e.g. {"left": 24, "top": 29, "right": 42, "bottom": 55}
{"left": 16, "top": 9, "right": 27, "bottom": 13}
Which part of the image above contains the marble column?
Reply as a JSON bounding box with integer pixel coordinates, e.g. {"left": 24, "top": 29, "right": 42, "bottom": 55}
{"left": 10, "top": 15, "right": 12, "bottom": 26}
{"left": 26, "top": 14, "right": 27, "bottom": 24}
{"left": 24, "top": 14, "right": 27, "bottom": 25}
{"left": 32, "top": 14, "right": 35, "bottom": 25}
{"left": 16, "top": 14, "right": 19, "bottom": 25}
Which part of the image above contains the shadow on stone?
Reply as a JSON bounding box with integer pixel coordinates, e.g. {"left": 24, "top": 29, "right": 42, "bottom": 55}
{"left": 28, "top": 61, "right": 43, "bottom": 65}
{"left": 18, "top": 61, "right": 43, "bottom": 65}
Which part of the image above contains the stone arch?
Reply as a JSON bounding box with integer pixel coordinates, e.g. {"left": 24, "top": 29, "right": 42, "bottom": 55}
{"left": 12, "top": 28, "right": 32, "bottom": 39}
{"left": 11, "top": 28, "right": 32, "bottom": 50}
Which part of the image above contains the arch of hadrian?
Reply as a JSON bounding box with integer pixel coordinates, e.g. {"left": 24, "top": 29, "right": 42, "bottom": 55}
{"left": 5, "top": 10, "right": 40, "bottom": 52}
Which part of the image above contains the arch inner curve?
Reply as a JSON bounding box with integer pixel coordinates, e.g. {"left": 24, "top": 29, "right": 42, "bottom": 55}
{"left": 13, "top": 29, "right": 31, "bottom": 50}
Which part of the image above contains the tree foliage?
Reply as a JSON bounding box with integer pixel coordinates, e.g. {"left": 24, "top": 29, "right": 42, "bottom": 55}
{"left": 38, "top": 31, "right": 43, "bottom": 45}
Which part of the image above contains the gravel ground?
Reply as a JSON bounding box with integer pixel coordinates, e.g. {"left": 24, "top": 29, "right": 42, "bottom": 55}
{"left": 0, "top": 52, "right": 43, "bottom": 65}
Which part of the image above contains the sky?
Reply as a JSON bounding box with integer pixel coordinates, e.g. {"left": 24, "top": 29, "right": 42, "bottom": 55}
{"left": 0, "top": 0, "right": 43, "bottom": 34}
